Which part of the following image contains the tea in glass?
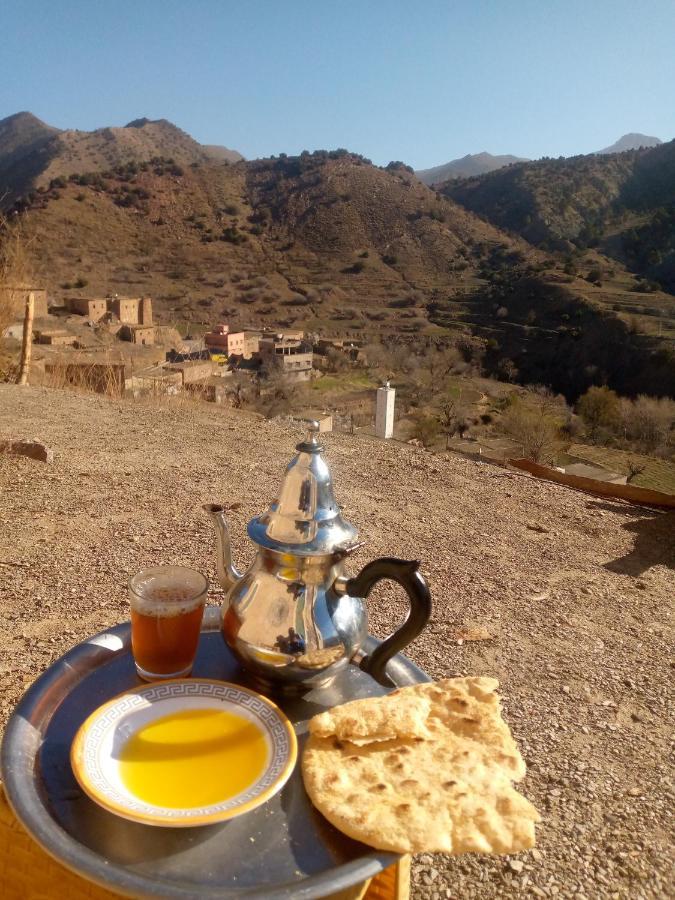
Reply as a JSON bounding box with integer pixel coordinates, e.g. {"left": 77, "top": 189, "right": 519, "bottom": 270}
{"left": 128, "top": 566, "right": 208, "bottom": 680}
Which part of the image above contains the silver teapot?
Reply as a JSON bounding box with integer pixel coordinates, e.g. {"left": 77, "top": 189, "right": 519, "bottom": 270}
{"left": 205, "top": 421, "right": 431, "bottom": 693}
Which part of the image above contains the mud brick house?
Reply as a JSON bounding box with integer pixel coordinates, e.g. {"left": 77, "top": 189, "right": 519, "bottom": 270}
{"left": 43, "top": 355, "right": 127, "bottom": 396}
{"left": 119, "top": 324, "right": 155, "bottom": 345}
{"left": 1, "top": 285, "right": 48, "bottom": 319}
{"left": 64, "top": 297, "right": 108, "bottom": 322}
{"left": 109, "top": 296, "right": 153, "bottom": 325}
{"left": 34, "top": 329, "right": 77, "bottom": 346}
{"left": 166, "top": 359, "right": 215, "bottom": 386}
{"left": 127, "top": 365, "right": 182, "bottom": 396}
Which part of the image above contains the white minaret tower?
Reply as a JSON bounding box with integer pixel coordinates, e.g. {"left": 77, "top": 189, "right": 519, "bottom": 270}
{"left": 375, "top": 381, "right": 395, "bottom": 439}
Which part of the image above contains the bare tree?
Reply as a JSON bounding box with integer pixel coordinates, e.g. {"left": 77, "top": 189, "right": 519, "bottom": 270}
{"left": 502, "top": 400, "right": 562, "bottom": 464}
{"left": 439, "top": 393, "right": 468, "bottom": 448}
{"left": 0, "top": 211, "right": 35, "bottom": 336}
{"left": 626, "top": 461, "right": 646, "bottom": 484}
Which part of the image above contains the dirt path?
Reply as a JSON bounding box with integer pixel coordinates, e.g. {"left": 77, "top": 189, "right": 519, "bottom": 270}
{"left": 0, "top": 385, "right": 673, "bottom": 899}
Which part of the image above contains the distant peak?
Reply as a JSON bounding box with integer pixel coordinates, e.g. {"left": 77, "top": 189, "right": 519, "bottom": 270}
{"left": 124, "top": 117, "right": 178, "bottom": 130}
{"left": 0, "top": 110, "right": 55, "bottom": 129}
{"left": 597, "top": 133, "right": 662, "bottom": 154}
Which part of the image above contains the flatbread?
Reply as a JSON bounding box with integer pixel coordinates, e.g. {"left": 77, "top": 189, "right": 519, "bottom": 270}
{"left": 301, "top": 677, "right": 540, "bottom": 855}
{"left": 308, "top": 690, "right": 433, "bottom": 744}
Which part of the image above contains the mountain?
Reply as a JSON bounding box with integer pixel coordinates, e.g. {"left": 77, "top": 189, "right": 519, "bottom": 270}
{"left": 2, "top": 115, "right": 673, "bottom": 399}
{"left": 11, "top": 149, "right": 528, "bottom": 334}
{"left": 416, "top": 152, "right": 528, "bottom": 185}
{"left": 202, "top": 144, "right": 244, "bottom": 164}
{"left": 442, "top": 139, "right": 675, "bottom": 292}
{"left": 597, "top": 133, "right": 662, "bottom": 154}
{"left": 0, "top": 111, "right": 62, "bottom": 203}
{"left": 0, "top": 112, "right": 243, "bottom": 203}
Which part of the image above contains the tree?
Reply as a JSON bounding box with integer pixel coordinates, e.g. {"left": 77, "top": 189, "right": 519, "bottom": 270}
{"left": 626, "top": 461, "right": 646, "bottom": 484}
{"left": 410, "top": 415, "right": 440, "bottom": 448}
{"left": 502, "top": 399, "right": 561, "bottom": 464}
{"left": 439, "top": 395, "right": 469, "bottom": 447}
{"left": 623, "top": 395, "right": 675, "bottom": 452}
{"left": 576, "top": 386, "right": 621, "bottom": 440}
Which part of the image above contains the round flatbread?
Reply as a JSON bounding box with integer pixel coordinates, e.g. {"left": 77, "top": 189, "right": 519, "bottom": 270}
{"left": 302, "top": 678, "right": 540, "bottom": 855}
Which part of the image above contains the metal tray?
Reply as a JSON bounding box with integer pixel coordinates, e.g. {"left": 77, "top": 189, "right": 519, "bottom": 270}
{"left": 1, "top": 607, "right": 429, "bottom": 899}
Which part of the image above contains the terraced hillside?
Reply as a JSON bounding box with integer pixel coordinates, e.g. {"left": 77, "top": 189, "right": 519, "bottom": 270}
{"left": 443, "top": 140, "right": 675, "bottom": 293}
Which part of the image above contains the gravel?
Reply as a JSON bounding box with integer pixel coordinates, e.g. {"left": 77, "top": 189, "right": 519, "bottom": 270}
{"left": 1, "top": 385, "right": 673, "bottom": 899}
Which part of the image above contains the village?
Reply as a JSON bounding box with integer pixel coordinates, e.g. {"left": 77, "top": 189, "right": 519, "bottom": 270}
{"left": 3, "top": 283, "right": 675, "bottom": 498}
{"left": 1, "top": 284, "right": 368, "bottom": 410}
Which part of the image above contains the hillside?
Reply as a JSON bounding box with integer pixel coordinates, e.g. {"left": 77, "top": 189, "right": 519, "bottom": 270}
{"left": 8, "top": 150, "right": 534, "bottom": 336}
{"left": 0, "top": 384, "right": 673, "bottom": 898}
{"left": 2, "top": 113, "right": 674, "bottom": 398}
{"left": 416, "top": 152, "right": 528, "bottom": 186}
{"left": 0, "top": 112, "right": 242, "bottom": 204}
{"left": 442, "top": 140, "right": 675, "bottom": 292}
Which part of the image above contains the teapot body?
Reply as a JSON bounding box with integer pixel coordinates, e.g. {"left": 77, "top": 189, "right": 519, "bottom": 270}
{"left": 222, "top": 548, "right": 367, "bottom": 692}
{"left": 206, "top": 421, "right": 431, "bottom": 694}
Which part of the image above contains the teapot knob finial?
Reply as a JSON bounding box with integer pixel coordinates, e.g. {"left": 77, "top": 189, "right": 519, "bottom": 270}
{"left": 306, "top": 419, "right": 320, "bottom": 442}
{"left": 296, "top": 418, "right": 323, "bottom": 452}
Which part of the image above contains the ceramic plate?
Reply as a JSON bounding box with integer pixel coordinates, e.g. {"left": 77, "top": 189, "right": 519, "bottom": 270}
{"left": 70, "top": 679, "right": 297, "bottom": 827}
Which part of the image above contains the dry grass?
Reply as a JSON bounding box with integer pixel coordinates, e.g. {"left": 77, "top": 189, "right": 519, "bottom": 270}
{"left": 0, "top": 211, "right": 35, "bottom": 335}
{"left": 568, "top": 442, "right": 675, "bottom": 494}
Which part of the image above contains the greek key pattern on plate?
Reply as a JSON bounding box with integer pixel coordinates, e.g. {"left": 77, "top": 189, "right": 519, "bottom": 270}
{"left": 81, "top": 683, "right": 292, "bottom": 818}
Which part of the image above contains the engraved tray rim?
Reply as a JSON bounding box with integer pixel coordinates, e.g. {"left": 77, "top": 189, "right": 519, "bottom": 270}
{"left": 1, "top": 607, "right": 430, "bottom": 899}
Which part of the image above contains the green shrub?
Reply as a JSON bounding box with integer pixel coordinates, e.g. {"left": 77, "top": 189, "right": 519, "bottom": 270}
{"left": 343, "top": 260, "right": 365, "bottom": 274}
{"left": 411, "top": 416, "right": 440, "bottom": 447}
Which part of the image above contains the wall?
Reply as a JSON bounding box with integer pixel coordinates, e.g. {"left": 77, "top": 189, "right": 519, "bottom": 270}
{"left": 508, "top": 458, "right": 675, "bottom": 509}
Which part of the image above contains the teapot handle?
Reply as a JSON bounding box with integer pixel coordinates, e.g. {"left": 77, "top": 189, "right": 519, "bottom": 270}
{"left": 345, "top": 558, "right": 431, "bottom": 686}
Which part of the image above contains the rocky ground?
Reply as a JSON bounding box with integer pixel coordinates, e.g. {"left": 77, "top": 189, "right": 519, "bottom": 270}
{"left": 0, "top": 385, "right": 673, "bottom": 899}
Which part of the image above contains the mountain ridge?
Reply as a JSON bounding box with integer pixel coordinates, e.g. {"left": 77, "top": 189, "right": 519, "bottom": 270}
{"left": 416, "top": 152, "right": 528, "bottom": 185}
{"left": 1, "top": 114, "right": 673, "bottom": 399}
{"left": 0, "top": 111, "right": 243, "bottom": 203}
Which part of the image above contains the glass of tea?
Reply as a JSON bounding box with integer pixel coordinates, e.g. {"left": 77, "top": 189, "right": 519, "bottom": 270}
{"left": 128, "top": 566, "right": 209, "bottom": 681}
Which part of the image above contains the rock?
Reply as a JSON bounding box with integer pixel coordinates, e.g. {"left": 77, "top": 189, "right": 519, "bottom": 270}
{"left": 0, "top": 439, "right": 54, "bottom": 464}
{"left": 526, "top": 523, "right": 550, "bottom": 533}
{"left": 509, "top": 859, "right": 525, "bottom": 873}
{"left": 451, "top": 624, "right": 492, "bottom": 642}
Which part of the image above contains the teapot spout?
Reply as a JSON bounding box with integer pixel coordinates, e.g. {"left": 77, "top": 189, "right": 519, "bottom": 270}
{"left": 203, "top": 504, "right": 242, "bottom": 594}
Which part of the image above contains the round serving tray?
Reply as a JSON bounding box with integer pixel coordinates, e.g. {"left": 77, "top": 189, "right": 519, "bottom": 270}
{"left": 1, "top": 607, "right": 429, "bottom": 899}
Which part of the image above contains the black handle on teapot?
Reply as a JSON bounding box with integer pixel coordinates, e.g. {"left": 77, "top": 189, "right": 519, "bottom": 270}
{"left": 345, "top": 558, "right": 432, "bottom": 687}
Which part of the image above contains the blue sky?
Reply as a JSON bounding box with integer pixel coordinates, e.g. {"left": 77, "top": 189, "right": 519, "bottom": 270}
{"left": 2, "top": 0, "right": 674, "bottom": 168}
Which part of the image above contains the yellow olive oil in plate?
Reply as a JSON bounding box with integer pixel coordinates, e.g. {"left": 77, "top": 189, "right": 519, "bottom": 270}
{"left": 119, "top": 708, "right": 268, "bottom": 808}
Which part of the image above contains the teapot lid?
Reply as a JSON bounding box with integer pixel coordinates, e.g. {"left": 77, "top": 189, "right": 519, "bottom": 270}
{"left": 247, "top": 421, "right": 358, "bottom": 556}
